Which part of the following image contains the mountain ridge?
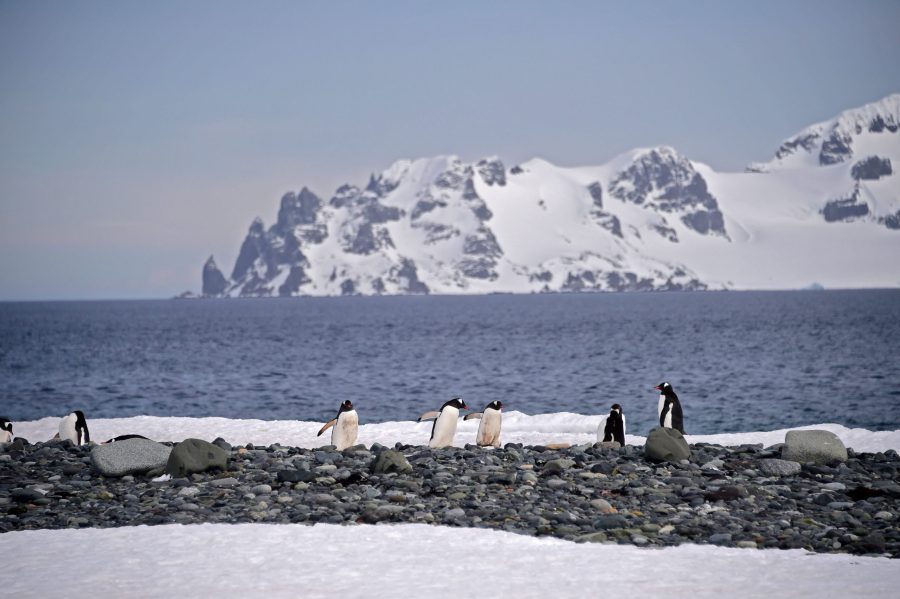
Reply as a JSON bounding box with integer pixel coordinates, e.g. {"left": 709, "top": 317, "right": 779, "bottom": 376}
{"left": 200, "top": 94, "right": 900, "bottom": 297}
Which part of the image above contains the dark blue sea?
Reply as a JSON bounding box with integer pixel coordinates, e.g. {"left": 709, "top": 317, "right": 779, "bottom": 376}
{"left": 1, "top": 290, "right": 899, "bottom": 434}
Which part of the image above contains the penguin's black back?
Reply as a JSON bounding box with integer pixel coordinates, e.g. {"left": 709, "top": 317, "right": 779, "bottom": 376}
{"left": 603, "top": 410, "right": 625, "bottom": 446}
{"left": 430, "top": 398, "right": 464, "bottom": 441}
{"left": 74, "top": 410, "right": 90, "bottom": 444}
{"left": 665, "top": 390, "right": 685, "bottom": 434}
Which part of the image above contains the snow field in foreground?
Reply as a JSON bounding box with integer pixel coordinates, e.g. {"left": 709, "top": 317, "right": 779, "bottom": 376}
{"left": 1, "top": 523, "right": 897, "bottom": 599}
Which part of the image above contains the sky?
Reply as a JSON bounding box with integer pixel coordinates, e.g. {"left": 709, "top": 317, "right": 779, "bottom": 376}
{"left": 1, "top": 0, "right": 899, "bottom": 300}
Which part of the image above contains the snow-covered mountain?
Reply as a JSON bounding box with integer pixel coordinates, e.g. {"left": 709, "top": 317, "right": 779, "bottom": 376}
{"left": 201, "top": 93, "right": 900, "bottom": 296}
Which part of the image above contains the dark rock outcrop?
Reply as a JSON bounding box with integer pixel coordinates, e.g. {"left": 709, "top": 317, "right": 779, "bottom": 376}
{"left": 275, "top": 188, "right": 322, "bottom": 233}
{"left": 476, "top": 157, "right": 506, "bottom": 186}
{"left": 851, "top": 156, "right": 892, "bottom": 181}
{"left": 609, "top": 148, "right": 727, "bottom": 237}
{"left": 391, "top": 259, "right": 429, "bottom": 294}
{"left": 822, "top": 186, "right": 869, "bottom": 223}
{"left": 201, "top": 256, "right": 227, "bottom": 296}
{"left": 879, "top": 210, "right": 900, "bottom": 230}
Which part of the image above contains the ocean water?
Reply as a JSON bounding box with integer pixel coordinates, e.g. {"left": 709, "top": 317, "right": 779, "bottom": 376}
{"left": 1, "top": 290, "right": 898, "bottom": 434}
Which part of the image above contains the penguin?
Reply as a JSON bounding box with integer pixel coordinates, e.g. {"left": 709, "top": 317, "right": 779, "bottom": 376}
{"left": 463, "top": 400, "right": 503, "bottom": 448}
{"left": 418, "top": 397, "right": 469, "bottom": 448}
{"left": 59, "top": 410, "right": 90, "bottom": 445}
{"left": 655, "top": 382, "right": 685, "bottom": 434}
{"left": 316, "top": 400, "right": 358, "bottom": 451}
{"left": 596, "top": 404, "right": 626, "bottom": 446}
{"left": 103, "top": 434, "right": 150, "bottom": 444}
{"left": 0, "top": 417, "right": 12, "bottom": 444}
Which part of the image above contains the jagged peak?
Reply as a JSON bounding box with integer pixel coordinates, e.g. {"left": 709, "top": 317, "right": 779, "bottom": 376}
{"left": 249, "top": 217, "right": 265, "bottom": 233}
{"left": 807, "top": 92, "right": 900, "bottom": 138}
{"left": 297, "top": 186, "right": 320, "bottom": 201}
{"left": 204, "top": 255, "right": 218, "bottom": 269}
{"left": 763, "top": 92, "right": 900, "bottom": 169}
{"left": 631, "top": 145, "right": 684, "bottom": 162}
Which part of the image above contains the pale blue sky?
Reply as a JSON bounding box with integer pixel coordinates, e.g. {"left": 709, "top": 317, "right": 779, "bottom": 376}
{"left": 1, "top": 0, "right": 899, "bottom": 299}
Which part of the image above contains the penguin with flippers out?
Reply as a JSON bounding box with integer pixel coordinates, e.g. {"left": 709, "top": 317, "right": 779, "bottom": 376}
{"left": 655, "top": 382, "right": 685, "bottom": 434}
{"left": 317, "top": 400, "right": 358, "bottom": 451}
{"left": 464, "top": 400, "right": 503, "bottom": 448}
{"left": 419, "top": 398, "right": 469, "bottom": 448}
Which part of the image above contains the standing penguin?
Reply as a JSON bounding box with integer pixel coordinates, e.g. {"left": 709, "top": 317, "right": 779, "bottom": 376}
{"left": 597, "top": 404, "right": 626, "bottom": 446}
{"left": 317, "top": 400, "right": 358, "bottom": 451}
{"left": 418, "top": 397, "right": 469, "bottom": 448}
{"left": 463, "top": 400, "right": 503, "bottom": 448}
{"left": 59, "top": 410, "right": 90, "bottom": 445}
{"left": 655, "top": 382, "right": 685, "bottom": 434}
{"left": 0, "top": 418, "right": 13, "bottom": 444}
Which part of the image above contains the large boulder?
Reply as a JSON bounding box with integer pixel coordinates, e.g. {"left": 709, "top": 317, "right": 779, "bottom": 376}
{"left": 165, "top": 438, "right": 228, "bottom": 478}
{"left": 91, "top": 438, "right": 172, "bottom": 477}
{"left": 644, "top": 427, "right": 691, "bottom": 463}
{"left": 370, "top": 449, "right": 412, "bottom": 474}
{"left": 782, "top": 430, "right": 848, "bottom": 465}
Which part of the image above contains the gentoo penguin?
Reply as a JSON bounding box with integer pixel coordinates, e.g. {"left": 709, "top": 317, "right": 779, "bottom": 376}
{"left": 463, "top": 400, "right": 503, "bottom": 448}
{"left": 655, "top": 382, "right": 685, "bottom": 434}
{"left": 597, "top": 403, "right": 626, "bottom": 446}
{"left": 103, "top": 434, "right": 150, "bottom": 444}
{"left": 317, "top": 400, "right": 358, "bottom": 451}
{"left": 59, "top": 410, "right": 91, "bottom": 445}
{"left": 0, "top": 417, "right": 12, "bottom": 444}
{"left": 418, "top": 397, "right": 469, "bottom": 448}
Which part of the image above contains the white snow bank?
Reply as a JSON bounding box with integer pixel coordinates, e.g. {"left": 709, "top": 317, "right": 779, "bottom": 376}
{"left": 0, "top": 523, "right": 896, "bottom": 599}
{"left": 13, "top": 412, "right": 900, "bottom": 453}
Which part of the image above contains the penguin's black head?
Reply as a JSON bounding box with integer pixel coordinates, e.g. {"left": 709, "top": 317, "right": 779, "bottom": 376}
{"left": 443, "top": 397, "right": 468, "bottom": 411}
{"left": 340, "top": 400, "right": 354, "bottom": 412}
{"left": 487, "top": 400, "right": 503, "bottom": 411}
{"left": 655, "top": 382, "right": 673, "bottom": 393}
{"left": 0, "top": 417, "right": 11, "bottom": 433}
{"left": 610, "top": 403, "right": 622, "bottom": 413}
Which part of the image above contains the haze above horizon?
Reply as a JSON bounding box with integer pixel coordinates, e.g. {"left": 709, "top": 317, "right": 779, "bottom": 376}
{"left": 2, "top": 0, "right": 899, "bottom": 300}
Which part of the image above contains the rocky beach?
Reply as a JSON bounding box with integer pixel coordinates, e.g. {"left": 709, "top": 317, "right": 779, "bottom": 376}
{"left": 2, "top": 431, "right": 897, "bottom": 558}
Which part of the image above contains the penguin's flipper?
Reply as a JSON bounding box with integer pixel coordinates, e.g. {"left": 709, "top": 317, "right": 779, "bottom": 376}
{"left": 317, "top": 419, "right": 337, "bottom": 437}
{"left": 417, "top": 411, "right": 440, "bottom": 422}
{"left": 463, "top": 412, "right": 483, "bottom": 421}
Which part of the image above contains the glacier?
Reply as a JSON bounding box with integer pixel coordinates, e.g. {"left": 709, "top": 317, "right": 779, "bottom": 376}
{"left": 201, "top": 93, "right": 900, "bottom": 297}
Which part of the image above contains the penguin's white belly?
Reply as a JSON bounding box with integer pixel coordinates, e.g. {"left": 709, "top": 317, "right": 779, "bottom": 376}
{"left": 430, "top": 407, "right": 459, "bottom": 448}
{"left": 476, "top": 409, "right": 502, "bottom": 448}
{"left": 59, "top": 414, "right": 78, "bottom": 444}
{"left": 658, "top": 395, "right": 672, "bottom": 428}
{"left": 0, "top": 430, "right": 12, "bottom": 443}
{"left": 331, "top": 411, "right": 358, "bottom": 451}
{"left": 596, "top": 416, "right": 609, "bottom": 442}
